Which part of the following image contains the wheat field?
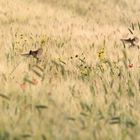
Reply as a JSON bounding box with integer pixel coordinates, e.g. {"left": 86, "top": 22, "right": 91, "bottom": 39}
{"left": 0, "top": 0, "right": 140, "bottom": 139}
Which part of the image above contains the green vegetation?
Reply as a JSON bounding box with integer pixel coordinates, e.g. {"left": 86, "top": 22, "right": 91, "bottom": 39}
{"left": 0, "top": 0, "right": 140, "bottom": 139}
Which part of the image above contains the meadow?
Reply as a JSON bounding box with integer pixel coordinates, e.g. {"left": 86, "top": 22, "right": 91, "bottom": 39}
{"left": 0, "top": 0, "right": 140, "bottom": 139}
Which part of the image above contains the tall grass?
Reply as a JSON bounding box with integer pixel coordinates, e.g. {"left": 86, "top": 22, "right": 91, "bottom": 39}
{"left": 0, "top": 0, "right": 140, "bottom": 139}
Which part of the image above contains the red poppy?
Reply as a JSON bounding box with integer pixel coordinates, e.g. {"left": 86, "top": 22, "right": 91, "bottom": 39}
{"left": 32, "top": 78, "right": 38, "bottom": 85}
{"left": 20, "top": 82, "right": 27, "bottom": 91}
{"left": 128, "top": 64, "right": 133, "bottom": 68}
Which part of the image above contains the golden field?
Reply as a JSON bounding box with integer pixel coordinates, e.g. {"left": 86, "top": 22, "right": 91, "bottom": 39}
{"left": 0, "top": 0, "right": 140, "bottom": 139}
